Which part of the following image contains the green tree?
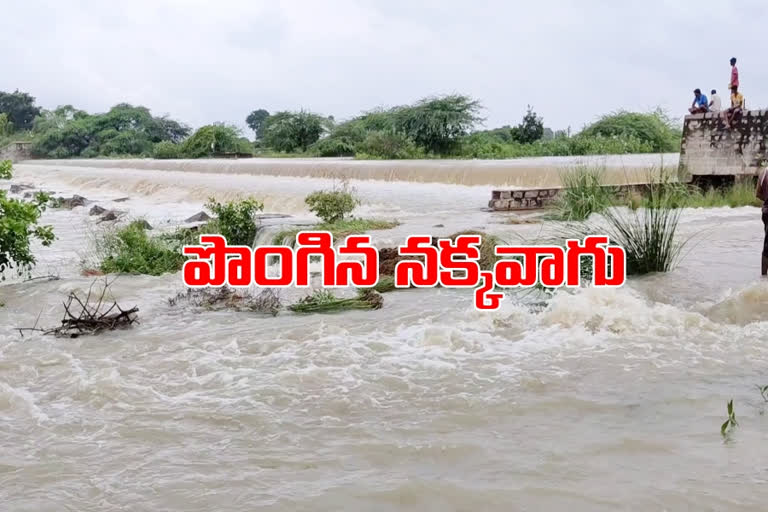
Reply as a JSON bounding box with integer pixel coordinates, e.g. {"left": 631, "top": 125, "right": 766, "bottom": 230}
{"left": 512, "top": 105, "right": 544, "bottom": 144}
{"left": 263, "top": 110, "right": 326, "bottom": 152}
{"left": 0, "top": 90, "right": 41, "bottom": 131}
{"left": 393, "top": 94, "right": 483, "bottom": 154}
{"left": 31, "top": 103, "right": 190, "bottom": 158}
{"left": 0, "top": 113, "right": 11, "bottom": 137}
{"left": 181, "top": 123, "right": 243, "bottom": 158}
{"left": 0, "top": 160, "right": 55, "bottom": 278}
{"left": 245, "top": 109, "right": 270, "bottom": 140}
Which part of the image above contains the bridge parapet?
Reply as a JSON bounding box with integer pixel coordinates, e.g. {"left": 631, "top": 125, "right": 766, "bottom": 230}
{"left": 679, "top": 109, "right": 768, "bottom": 179}
{"left": 0, "top": 141, "right": 32, "bottom": 162}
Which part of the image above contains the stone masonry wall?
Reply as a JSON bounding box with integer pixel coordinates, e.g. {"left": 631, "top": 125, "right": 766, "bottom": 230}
{"left": 679, "top": 109, "right": 768, "bottom": 178}
{"left": 0, "top": 142, "right": 32, "bottom": 163}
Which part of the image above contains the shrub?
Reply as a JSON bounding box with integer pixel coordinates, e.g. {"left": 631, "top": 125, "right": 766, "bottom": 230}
{"left": 152, "top": 141, "right": 181, "bottom": 159}
{"left": 579, "top": 109, "right": 681, "bottom": 153}
{"left": 311, "top": 137, "right": 357, "bottom": 157}
{"left": 204, "top": 197, "right": 264, "bottom": 246}
{"left": 304, "top": 187, "right": 360, "bottom": 223}
{"left": 0, "top": 160, "right": 54, "bottom": 278}
{"left": 356, "top": 131, "right": 422, "bottom": 159}
{"left": 99, "top": 221, "right": 185, "bottom": 276}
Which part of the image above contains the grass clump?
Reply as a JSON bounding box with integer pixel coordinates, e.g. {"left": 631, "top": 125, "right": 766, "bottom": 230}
{"left": 564, "top": 176, "right": 688, "bottom": 276}
{"left": 99, "top": 221, "right": 185, "bottom": 276}
{"left": 272, "top": 218, "right": 399, "bottom": 246}
{"left": 556, "top": 167, "right": 614, "bottom": 221}
{"left": 289, "top": 289, "right": 383, "bottom": 314}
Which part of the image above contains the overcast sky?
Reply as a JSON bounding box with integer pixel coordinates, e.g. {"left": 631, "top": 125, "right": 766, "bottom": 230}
{"left": 1, "top": 0, "right": 765, "bottom": 134}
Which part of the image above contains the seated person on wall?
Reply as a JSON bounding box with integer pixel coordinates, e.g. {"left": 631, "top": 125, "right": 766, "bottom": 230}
{"left": 688, "top": 88, "right": 709, "bottom": 114}
{"left": 722, "top": 85, "right": 745, "bottom": 129}
{"left": 709, "top": 89, "right": 722, "bottom": 112}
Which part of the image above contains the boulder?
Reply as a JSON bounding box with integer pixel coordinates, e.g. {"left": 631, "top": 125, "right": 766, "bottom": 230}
{"left": 185, "top": 211, "right": 211, "bottom": 223}
{"left": 113, "top": 197, "right": 130, "bottom": 203}
{"left": 9, "top": 184, "right": 34, "bottom": 194}
{"left": 99, "top": 210, "right": 126, "bottom": 222}
{"left": 89, "top": 205, "right": 107, "bottom": 216}
{"left": 54, "top": 194, "right": 88, "bottom": 209}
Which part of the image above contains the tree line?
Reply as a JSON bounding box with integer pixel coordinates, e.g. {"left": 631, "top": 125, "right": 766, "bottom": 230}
{"left": 0, "top": 89, "right": 681, "bottom": 160}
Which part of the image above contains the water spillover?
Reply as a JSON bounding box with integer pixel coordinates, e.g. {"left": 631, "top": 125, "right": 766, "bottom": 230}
{"left": 2, "top": 156, "right": 768, "bottom": 511}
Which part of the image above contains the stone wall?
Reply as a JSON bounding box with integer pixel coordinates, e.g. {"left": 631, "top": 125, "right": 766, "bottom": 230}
{"left": 679, "top": 109, "right": 768, "bottom": 179}
{"left": 0, "top": 141, "right": 32, "bottom": 162}
{"left": 488, "top": 184, "right": 648, "bottom": 211}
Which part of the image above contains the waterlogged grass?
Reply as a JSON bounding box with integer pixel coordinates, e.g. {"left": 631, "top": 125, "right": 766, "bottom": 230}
{"left": 555, "top": 167, "right": 615, "bottom": 221}
{"left": 99, "top": 221, "right": 185, "bottom": 276}
{"left": 272, "top": 218, "right": 399, "bottom": 246}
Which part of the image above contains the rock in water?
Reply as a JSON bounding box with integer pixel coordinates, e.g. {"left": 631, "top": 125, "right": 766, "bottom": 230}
{"left": 55, "top": 195, "right": 89, "bottom": 209}
{"left": 89, "top": 205, "right": 106, "bottom": 216}
{"left": 113, "top": 197, "right": 130, "bottom": 203}
{"left": 99, "top": 210, "right": 125, "bottom": 222}
{"left": 185, "top": 211, "right": 211, "bottom": 223}
{"left": 10, "top": 184, "right": 34, "bottom": 194}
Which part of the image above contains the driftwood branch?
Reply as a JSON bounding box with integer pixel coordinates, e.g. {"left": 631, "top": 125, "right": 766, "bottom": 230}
{"left": 18, "top": 277, "right": 139, "bottom": 338}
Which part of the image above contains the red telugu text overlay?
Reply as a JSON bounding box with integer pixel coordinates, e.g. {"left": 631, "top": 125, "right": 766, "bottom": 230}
{"left": 182, "top": 232, "right": 626, "bottom": 311}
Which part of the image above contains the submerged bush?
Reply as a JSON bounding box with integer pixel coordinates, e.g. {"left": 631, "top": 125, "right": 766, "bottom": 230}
{"left": 204, "top": 197, "right": 264, "bottom": 246}
{"left": 100, "top": 221, "right": 185, "bottom": 276}
{"left": 305, "top": 187, "right": 360, "bottom": 223}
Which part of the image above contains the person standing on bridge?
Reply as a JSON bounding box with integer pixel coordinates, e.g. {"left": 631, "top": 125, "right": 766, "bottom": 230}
{"left": 756, "top": 165, "right": 768, "bottom": 276}
{"left": 729, "top": 57, "right": 739, "bottom": 90}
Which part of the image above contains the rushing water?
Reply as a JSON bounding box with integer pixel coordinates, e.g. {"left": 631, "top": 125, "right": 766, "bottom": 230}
{"left": 2, "top": 159, "right": 768, "bottom": 511}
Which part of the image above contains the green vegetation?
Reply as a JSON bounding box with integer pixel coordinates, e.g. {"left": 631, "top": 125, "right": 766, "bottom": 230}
{"left": 579, "top": 109, "right": 681, "bottom": 153}
{"left": 1, "top": 88, "right": 682, "bottom": 161}
{"left": 181, "top": 124, "right": 252, "bottom": 158}
{"left": 204, "top": 197, "right": 264, "bottom": 246}
{"left": 246, "top": 109, "right": 270, "bottom": 140}
{"left": 152, "top": 140, "right": 182, "bottom": 159}
{"left": 99, "top": 221, "right": 185, "bottom": 276}
{"left": 556, "top": 167, "right": 614, "bottom": 221}
{"left": 0, "top": 160, "right": 55, "bottom": 278}
{"left": 273, "top": 219, "right": 399, "bottom": 246}
{"left": 561, "top": 173, "right": 689, "bottom": 276}
{"left": 263, "top": 110, "right": 329, "bottom": 152}
{"left": 289, "top": 289, "right": 383, "bottom": 314}
{"left": 30, "top": 103, "right": 190, "bottom": 158}
{"left": 721, "top": 399, "right": 738, "bottom": 439}
{"left": 355, "top": 131, "right": 424, "bottom": 159}
{"left": 0, "top": 90, "right": 41, "bottom": 131}
{"left": 305, "top": 187, "right": 360, "bottom": 223}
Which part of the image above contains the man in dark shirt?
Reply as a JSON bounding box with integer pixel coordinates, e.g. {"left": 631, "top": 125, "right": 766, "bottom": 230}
{"left": 756, "top": 166, "right": 768, "bottom": 275}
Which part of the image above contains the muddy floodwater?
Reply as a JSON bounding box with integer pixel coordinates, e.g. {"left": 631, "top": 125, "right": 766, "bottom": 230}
{"left": 2, "top": 157, "right": 768, "bottom": 511}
